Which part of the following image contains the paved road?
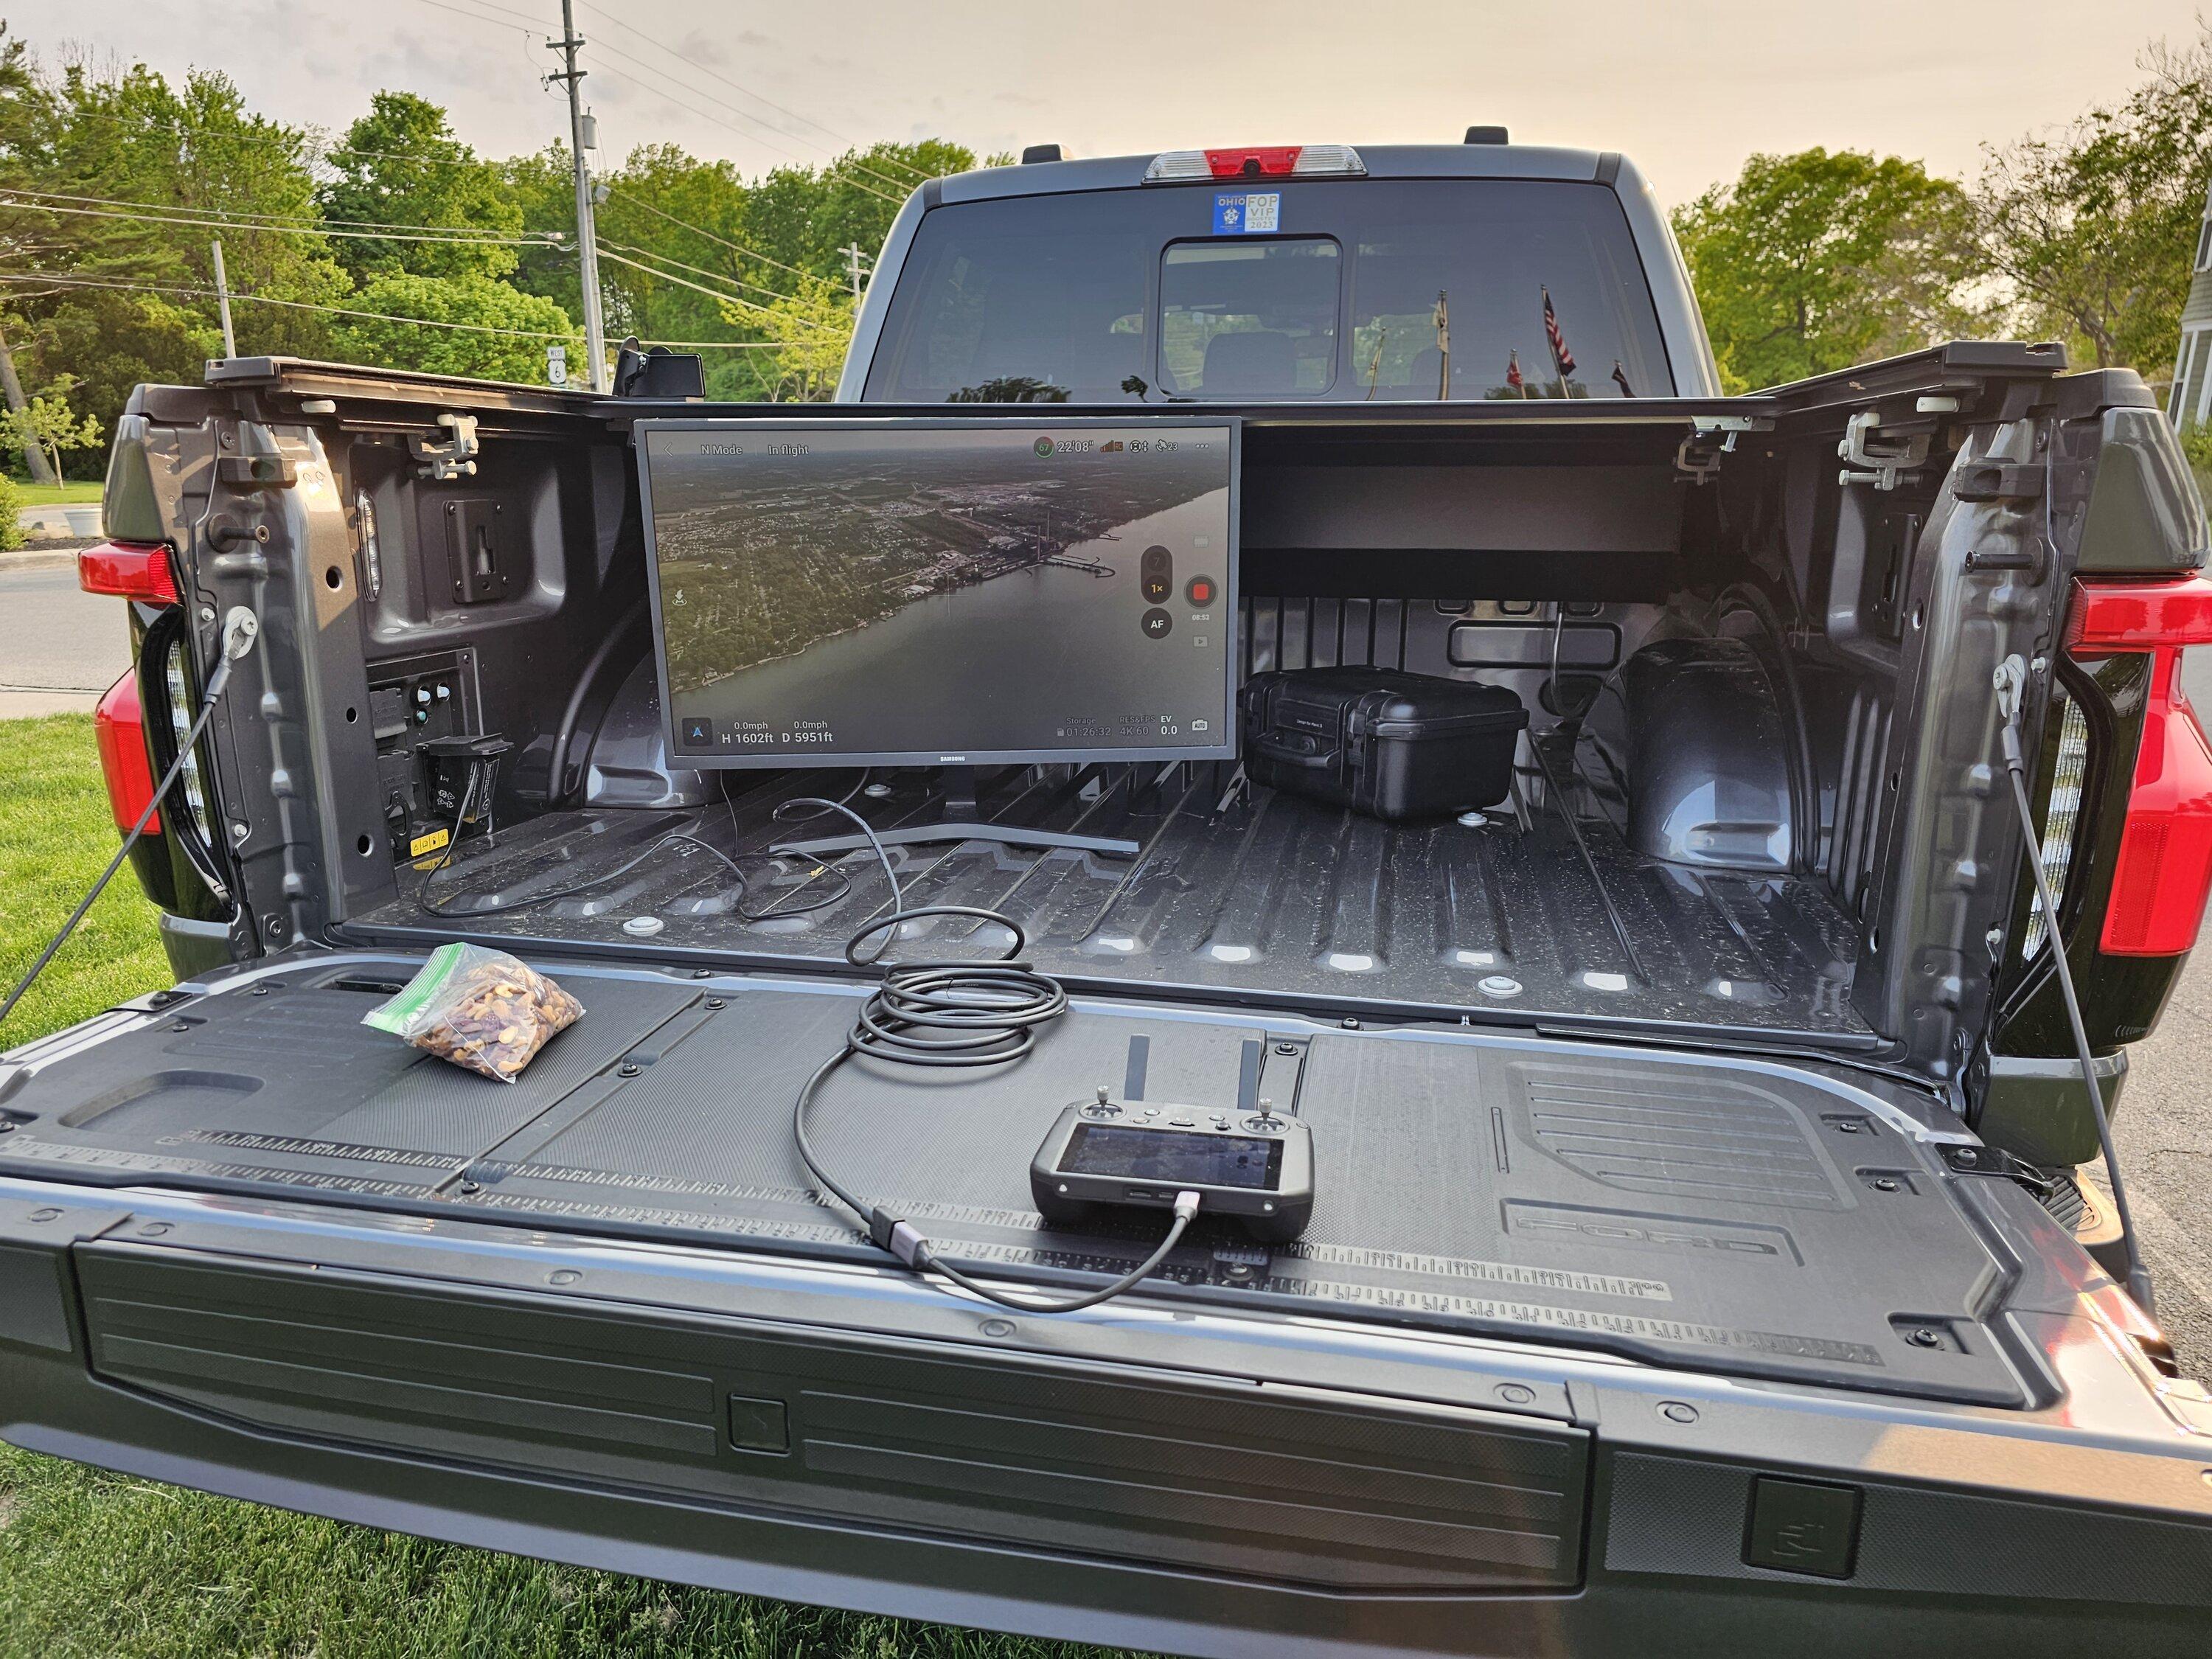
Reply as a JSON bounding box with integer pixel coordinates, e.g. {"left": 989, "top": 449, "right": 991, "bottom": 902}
{"left": 2106, "top": 940, "right": 2212, "bottom": 1378}
{"left": 1, "top": 552, "right": 2209, "bottom": 1370}
{"left": 0, "top": 554, "right": 132, "bottom": 717}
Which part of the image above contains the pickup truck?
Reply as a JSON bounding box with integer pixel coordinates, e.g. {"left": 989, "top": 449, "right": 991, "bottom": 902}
{"left": 7, "top": 136, "right": 2212, "bottom": 1657}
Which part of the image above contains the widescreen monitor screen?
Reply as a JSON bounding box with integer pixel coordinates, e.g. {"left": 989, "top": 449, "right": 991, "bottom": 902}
{"left": 638, "top": 418, "right": 1239, "bottom": 768}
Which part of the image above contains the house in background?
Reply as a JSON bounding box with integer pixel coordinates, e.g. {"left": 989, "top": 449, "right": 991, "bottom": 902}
{"left": 2171, "top": 179, "right": 2212, "bottom": 430}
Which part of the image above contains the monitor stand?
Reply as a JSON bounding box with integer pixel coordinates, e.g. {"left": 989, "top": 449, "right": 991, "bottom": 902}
{"left": 770, "top": 766, "right": 1141, "bottom": 859}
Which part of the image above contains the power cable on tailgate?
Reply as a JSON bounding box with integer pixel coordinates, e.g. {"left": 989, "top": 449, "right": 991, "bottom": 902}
{"left": 0, "top": 608, "right": 260, "bottom": 1033}
{"left": 1994, "top": 653, "right": 2156, "bottom": 1312}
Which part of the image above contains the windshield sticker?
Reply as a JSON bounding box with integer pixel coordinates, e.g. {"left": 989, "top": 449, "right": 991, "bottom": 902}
{"left": 1213, "top": 191, "right": 1280, "bottom": 234}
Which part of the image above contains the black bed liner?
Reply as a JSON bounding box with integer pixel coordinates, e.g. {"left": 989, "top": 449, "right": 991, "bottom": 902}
{"left": 346, "top": 763, "right": 1874, "bottom": 1046}
{"left": 0, "top": 953, "right": 2031, "bottom": 1408}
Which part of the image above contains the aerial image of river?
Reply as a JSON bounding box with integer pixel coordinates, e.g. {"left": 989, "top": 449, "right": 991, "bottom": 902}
{"left": 677, "top": 493, "right": 1234, "bottom": 758}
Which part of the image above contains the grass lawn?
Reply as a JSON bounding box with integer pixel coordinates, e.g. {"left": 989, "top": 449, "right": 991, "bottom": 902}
{"left": 0, "top": 715, "right": 1130, "bottom": 1659}
{"left": 8, "top": 480, "right": 102, "bottom": 508}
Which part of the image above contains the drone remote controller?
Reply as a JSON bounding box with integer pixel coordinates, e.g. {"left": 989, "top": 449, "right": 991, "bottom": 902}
{"left": 1030, "top": 1091, "right": 1313, "bottom": 1243}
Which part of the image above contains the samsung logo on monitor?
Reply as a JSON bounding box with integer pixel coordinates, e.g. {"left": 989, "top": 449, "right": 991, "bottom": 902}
{"left": 937, "top": 754, "right": 968, "bottom": 762}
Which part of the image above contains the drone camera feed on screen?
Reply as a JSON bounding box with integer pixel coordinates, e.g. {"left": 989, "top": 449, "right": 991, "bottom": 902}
{"left": 638, "top": 419, "right": 1241, "bottom": 768}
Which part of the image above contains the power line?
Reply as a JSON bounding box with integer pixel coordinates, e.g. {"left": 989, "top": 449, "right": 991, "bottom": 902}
{"left": 0, "top": 271, "right": 574, "bottom": 339}
{"left": 398, "top": 0, "right": 805, "bottom": 176}
{"left": 29, "top": 100, "right": 511, "bottom": 182}
{"left": 573, "top": 0, "right": 887, "bottom": 159}
{"left": 821, "top": 158, "right": 917, "bottom": 202}
{"left": 402, "top": 0, "right": 548, "bottom": 38}
{"left": 530, "top": 22, "right": 903, "bottom": 203}
{"left": 0, "top": 195, "right": 560, "bottom": 249}
{"left": 0, "top": 268, "right": 804, "bottom": 349}
{"left": 442, "top": 0, "right": 545, "bottom": 24}
{"left": 597, "top": 236, "right": 798, "bottom": 306}
{"left": 568, "top": 4, "right": 927, "bottom": 193}
{"left": 4, "top": 184, "right": 544, "bottom": 242}
{"left": 46, "top": 7, "right": 932, "bottom": 201}
{"left": 393, "top": 0, "right": 926, "bottom": 196}
{"left": 591, "top": 246, "right": 842, "bottom": 329}
{"left": 602, "top": 187, "right": 814, "bottom": 281}
{"left": 314, "top": 138, "right": 496, "bottom": 172}
{"left": 572, "top": 0, "right": 932, "bottom": 191}
{"left": 612, "top": 338, "right": 792, "bottom": 349}
{"left": 577, "top": 41, "right": 900, "bottom": 201}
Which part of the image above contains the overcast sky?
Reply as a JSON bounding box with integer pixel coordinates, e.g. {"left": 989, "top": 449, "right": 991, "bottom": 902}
{"left": 17, "top": 0, "right": 2203, "bottom": 206}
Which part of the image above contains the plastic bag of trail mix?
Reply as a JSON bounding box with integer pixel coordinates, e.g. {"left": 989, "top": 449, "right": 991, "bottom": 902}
{"left": 361, "top": 944, "right": 583, "bottom": 1082}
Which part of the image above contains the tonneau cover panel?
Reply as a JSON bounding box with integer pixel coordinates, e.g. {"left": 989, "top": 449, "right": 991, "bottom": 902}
{"left": 0, "top": 954, "right": 2028, "bottom": 1406}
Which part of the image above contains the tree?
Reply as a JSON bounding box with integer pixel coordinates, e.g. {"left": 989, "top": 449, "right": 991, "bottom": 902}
{"left": 720, "top": 276, "right": 852, "bottom": 401}
{"left": 0, "top": 472, "right": 25, "bottom": 551}
{"left": 740, "top": 142, "right": 967, "bottom": 288}
{"left": 327, "top": 273, "right": 577, "bottom": 382}
{"left": 1976, "top": 28, "right": 2212, "bottom": 372}
{"left": 1, "top": 383, "right": 101, "bottom": 481}
{"left": 512, "top": 142, "right": 756, "bottom": 345}
{"left": 1672, "top": 148, "right": 1986, "bottom": 391}
{"left": 21, "top": 288, "right": 204, "bottom": 451}
{"left": 0, "top": 23, "right": 57, "bottom": 482}
{"left": 317, "top": 91, "right": 524, "bottom": 282}
{"left": 0, "top": 44, "right": 347, "bottom": 445}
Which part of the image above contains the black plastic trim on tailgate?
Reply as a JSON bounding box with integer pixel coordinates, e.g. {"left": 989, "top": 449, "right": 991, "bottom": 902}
{"left": 74, "top": 1245, "right": 1590, "bottom": 1594}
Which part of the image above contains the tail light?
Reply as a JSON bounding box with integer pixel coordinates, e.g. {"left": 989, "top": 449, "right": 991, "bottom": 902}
{"left": 78, "top": 540, "right": 178, "bottom": 605}
{"left": 2065, "top": 574, "right": 2212, "bottom": 956}
{"left": 1143, "top": 145, "right": 1366, "bottom": 183}
{"left": 94, "top": 670, "right": 161, "bottom": 834}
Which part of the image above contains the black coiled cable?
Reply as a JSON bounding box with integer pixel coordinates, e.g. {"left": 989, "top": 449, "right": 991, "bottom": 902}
{"left": 785, "top": 796, "right": 1197, "bottom": 1313}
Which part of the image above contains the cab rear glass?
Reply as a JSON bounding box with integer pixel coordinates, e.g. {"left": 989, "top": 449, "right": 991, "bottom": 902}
{"left": 863, "top": 178, "right": 1673, "bottom": 403}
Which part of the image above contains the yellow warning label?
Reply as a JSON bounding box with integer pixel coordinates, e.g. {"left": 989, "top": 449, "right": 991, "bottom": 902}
{"left": 408, "top": 827, "right": 451, "bottom": 858}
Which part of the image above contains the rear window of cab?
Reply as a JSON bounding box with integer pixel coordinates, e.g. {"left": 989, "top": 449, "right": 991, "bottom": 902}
{"left": 863, "top": 178, "right": 1673, "bottom": 404}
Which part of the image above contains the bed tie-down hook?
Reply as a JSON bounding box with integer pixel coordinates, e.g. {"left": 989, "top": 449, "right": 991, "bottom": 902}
{"left": 411, "top": 412, "right": 480, "bottom": 481}
{"left": 1837, "top": 411, "right": 1930, "bottom": 491}
{"left": 1674, "top": 414, "right": 1767, "bottom": 486}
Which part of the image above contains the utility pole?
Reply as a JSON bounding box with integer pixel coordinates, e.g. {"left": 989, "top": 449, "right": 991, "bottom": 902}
{"left": 547, "top": 0, "right": 608, "bottom": 392}
{"left": 210, "top": 240, "right": 238, "bottom": 358}
{"left": 841, "top": 242, "right": 871, "bottom": 298}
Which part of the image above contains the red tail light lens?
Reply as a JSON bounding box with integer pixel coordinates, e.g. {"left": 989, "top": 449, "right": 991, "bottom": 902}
{"left": 77, "top": 540, "right": 178, "bottom": 605}
{"left": 1203, "top": 146, "right": 1304, "bottom": 178}
{"left": 2067, "top": 575, "right": 2212, "bottom": 955}
{"left": 2067, "top": 574, "right": 2212, "bottom": 653}
{"left": 1142, "top": 145, "right": 1366, "bottom": 183}
{"left": 94, "top": 669, "right": 161, "bottom": 834}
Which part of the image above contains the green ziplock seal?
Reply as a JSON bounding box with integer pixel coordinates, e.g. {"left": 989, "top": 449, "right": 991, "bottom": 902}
{"left": 361, "top": 942, "right": 468, "bottom": 1034}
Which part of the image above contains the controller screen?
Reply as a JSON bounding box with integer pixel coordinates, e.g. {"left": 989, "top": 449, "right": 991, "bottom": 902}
{"left": 1060, "top": 1124, "right": 1282, "bottom": 1191}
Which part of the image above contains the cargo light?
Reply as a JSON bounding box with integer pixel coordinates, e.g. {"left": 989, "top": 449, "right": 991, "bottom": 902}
{"left": 94, "top": 669, "right": 160, "bottom": 834}
{"left": 1142, "top": 145, "right": 1367, "bottom": 184}
{"left": 77, "top": 540, "right": 178, "bottom": 605}
{"left": 2065, "top": 574, "right": 2212, "bottom": 956}
{"left": 2023, "top": 694, "right": 2089, "bottom": 958}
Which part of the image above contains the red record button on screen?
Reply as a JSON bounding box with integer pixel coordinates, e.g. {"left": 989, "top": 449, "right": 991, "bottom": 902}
{"left": 1185, "top": 575, "right": 1218, "bottom": 606}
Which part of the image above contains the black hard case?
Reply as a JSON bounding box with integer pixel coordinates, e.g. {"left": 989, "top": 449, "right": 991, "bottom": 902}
{"left": 1239, "top": 667, "right": 1529, "bottom": 821}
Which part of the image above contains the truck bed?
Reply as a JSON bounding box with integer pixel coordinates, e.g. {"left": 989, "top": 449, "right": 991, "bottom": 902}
{"left": 0, "top": 951, "right": 2026, "bottom": 1407}
{"left": 344, "top": 762, "right": 1874, "bottom": 1046}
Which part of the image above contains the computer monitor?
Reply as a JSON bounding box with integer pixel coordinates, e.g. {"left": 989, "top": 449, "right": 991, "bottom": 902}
{"left": 637, "top": 418, "right": 1240, "bottom": 779}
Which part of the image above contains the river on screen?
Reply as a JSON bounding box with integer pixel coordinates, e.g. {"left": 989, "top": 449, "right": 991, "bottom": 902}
{"left": 677, "top": 493, "right": 1232, "bottom": 757}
